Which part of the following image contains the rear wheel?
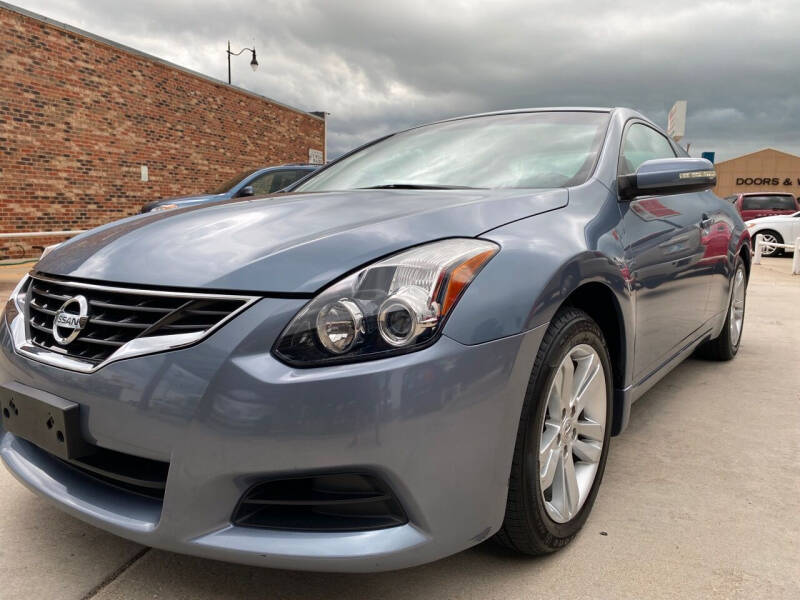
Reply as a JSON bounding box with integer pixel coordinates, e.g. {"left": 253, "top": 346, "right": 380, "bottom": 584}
{"left": 754, "top": 230, "right": 783, "bottom": 257}
{"left": 695, "top": 257, "right": 747, "bottom": 361}
{"left": 494, "top": 308, "right": 612, "bottom": 554}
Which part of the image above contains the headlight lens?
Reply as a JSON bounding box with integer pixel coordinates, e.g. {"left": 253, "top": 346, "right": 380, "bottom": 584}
{"left": 3, "top": 275, "right": 29, "bottom": 327}
{"left": 151, "top": 203, "right": 180, "bottom": 212}
{"left": 273, "top": 238, "right": 498, "bottom": 366}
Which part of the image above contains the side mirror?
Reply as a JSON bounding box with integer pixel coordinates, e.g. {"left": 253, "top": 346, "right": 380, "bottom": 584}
{"left": 618, "top": 158, "right": 716, "bottom": 200}
{"left": 238, "top": 185, "right": 255, "bottom": 197}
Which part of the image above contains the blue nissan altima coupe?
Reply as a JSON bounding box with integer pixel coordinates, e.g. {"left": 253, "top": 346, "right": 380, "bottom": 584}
{"left": 1, "top": 108, "right": 749, "bottom": 572}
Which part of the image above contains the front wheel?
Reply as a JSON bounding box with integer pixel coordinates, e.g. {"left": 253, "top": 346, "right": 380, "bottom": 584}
{"left": 494, "top": 308, "right": 612, "bottom": 554}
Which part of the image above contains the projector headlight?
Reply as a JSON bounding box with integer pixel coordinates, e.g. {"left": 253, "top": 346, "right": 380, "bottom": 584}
{"left": 273, "top": 238, "right": 498, "bottom": 366}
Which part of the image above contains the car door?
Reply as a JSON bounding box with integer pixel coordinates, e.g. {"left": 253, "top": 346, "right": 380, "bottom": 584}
{"left": 616, "top": 122, "right": 712, "bottom": 382}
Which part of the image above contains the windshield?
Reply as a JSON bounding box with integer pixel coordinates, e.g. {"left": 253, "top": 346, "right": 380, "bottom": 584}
{"left": 296, "top": 111, "right": 610, "bottom": 192}
{"left": 209, "top": 170, "right": 258, "bottom": 195}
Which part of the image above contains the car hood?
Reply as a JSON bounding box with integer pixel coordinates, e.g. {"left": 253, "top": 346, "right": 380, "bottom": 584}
{"left": 36, "top": 188, "right": 567, "bottom": 294}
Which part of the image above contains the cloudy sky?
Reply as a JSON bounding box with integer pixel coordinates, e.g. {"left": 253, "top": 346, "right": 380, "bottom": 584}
{"left": 14, "top": 0, "right": 800, "bottom": 160}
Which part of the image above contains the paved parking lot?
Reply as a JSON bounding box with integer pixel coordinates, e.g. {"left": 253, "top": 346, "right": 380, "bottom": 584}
{"left": 1, "top": 259, "right": 798, "bottom": 599}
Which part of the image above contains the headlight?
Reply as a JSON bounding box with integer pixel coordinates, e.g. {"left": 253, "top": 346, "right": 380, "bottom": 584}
{"left": 3, "top": 275, "right": 29, "bottom": 328}
{"left": 273, "top": 238, "right": 498, "bottom": 366}
{"left": 39, "top": 243, "right": 61, "bottom": 261}
{"left": 151, "top": 203, "right": 180, "bottom": 212}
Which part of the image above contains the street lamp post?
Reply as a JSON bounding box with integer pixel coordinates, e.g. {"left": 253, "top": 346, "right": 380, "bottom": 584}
{"left": 227, "top": 41, "right": 258, "bottom": 84}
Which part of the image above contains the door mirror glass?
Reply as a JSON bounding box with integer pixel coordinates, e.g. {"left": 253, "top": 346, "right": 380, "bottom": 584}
{"left": 618, "top": 158, "right": 716, "bottom": 200}
{"left": 238, "top": 185, "right": 255, "bottom": 197}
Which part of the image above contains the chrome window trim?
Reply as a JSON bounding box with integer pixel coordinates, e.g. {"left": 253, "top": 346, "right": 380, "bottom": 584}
{"left": 8, "top": 274, "right": 259, "bottom": 373}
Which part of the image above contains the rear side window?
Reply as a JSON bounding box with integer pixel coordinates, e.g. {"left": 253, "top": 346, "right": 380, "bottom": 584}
{"left": 619, "top": 123, "right": 676, "bottom": 175}
{"left": 741, "top": 195, "right": 796, "bottom": 210}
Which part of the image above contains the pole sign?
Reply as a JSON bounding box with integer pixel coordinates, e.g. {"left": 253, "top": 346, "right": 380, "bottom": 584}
{"left": 667, "top": 101, "right": 687, "bottom": 142}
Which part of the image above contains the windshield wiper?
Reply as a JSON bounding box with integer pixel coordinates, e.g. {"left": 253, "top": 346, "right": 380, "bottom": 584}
{"left": 357, "top": 183, "right": 482, "bottom": 190}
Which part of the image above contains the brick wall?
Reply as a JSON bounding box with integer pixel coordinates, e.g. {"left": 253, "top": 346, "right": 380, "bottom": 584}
{"left": 0, "top": 4, "right": 324, "bottom": 260}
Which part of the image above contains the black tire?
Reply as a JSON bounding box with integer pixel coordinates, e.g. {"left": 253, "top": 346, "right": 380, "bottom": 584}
{"left": 753, "top": 230, "right": 784, "bottom": 257}
{"left": 494, "top": 307, "right": 613, "bottom": 555}
{"left": 695, "top": 256, "right": 747, "bottom": 361}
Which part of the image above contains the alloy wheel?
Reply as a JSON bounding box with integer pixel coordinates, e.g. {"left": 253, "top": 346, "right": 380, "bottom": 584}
{"left": 758, "top": 233, "right": 778, "bottom": 256}
{"left": 538, "top": 344, "right": 607, "bottom": 523}
{"left": 729, "top": 267, "right": 746, "bottom": 346}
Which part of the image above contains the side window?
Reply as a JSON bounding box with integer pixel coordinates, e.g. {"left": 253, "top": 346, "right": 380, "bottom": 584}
{"left": 268, "top": 170, "right": 308, "bottom": 193}
{"left": 249, "top": 173, "right": 276, "bottom": 195}
{"left": 619, "top": 123, "right": 676, "bottom": 175}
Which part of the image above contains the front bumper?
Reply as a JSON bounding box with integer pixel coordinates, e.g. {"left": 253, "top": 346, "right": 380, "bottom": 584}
{"left": 0, "top": 298, "right": 544, "bottom": 572}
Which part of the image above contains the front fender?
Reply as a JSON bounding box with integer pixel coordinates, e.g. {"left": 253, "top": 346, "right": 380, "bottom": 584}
{"left": 444, "top": 187, "right": 632, "bottom": 350}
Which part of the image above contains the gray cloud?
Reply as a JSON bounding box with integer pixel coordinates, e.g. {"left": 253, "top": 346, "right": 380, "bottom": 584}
{"left": 14, "top": 0, "right": 800, "bottom": 160}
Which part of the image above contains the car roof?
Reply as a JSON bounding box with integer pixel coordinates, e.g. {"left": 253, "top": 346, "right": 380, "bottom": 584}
{"left": 248, "top": 164, "right": 318, "bottom": 176}
{"left": 430, "top": 106, "right": 613, "bottom": 125}
{"left": 411, "top": 107, "right": 654, "bottom": 135}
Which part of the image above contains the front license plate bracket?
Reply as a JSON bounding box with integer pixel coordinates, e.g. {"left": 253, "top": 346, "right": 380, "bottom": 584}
{"left": 0, "top": 382, "right": 93, "bottom": 460}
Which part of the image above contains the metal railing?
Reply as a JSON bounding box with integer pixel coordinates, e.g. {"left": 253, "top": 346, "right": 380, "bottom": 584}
{"left": 753, "top": 233, "right": 800, "bottom": 275}
{"left": 0, "top": 230, "right": 86, "bottom": 263}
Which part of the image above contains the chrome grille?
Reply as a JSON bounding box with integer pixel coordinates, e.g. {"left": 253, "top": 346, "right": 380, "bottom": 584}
{"left": 24, "top": 275, "right": 254, "bottom": 365}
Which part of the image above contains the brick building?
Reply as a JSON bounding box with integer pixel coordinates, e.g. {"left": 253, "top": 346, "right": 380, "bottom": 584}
{"left": 713, "top": 148, "right": 800, "bottom": 198}
{"left": 0, "top": 2, "right": 325, "bottom": 260}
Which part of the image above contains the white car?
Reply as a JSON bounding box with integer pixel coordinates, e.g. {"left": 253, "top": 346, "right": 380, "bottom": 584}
{"left": 746, "top": 211, "right": 800, "bottom": 256}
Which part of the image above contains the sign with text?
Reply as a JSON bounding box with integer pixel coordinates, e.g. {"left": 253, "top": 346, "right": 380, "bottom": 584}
{"left": 736, "top": 177, "right": 800, "bottom": 186}
{"left": 667, "top": 101, "right": 687, "bottom": 142}
{"left": 308, "top": 149, "right": 324, "bottom": 165}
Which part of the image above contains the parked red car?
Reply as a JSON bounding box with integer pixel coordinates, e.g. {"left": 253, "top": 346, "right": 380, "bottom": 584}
{"left": 726, "top": 192, "right": 800, "bottom": 221}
